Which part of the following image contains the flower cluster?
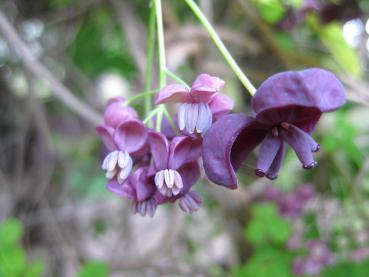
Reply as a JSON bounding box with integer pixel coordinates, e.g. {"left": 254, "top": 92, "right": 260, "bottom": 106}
{"left": 97, "top": 68, "right": 346, "bottom": 217}
{"left": 97, "top": 74, "right": 233, "bottom": 217}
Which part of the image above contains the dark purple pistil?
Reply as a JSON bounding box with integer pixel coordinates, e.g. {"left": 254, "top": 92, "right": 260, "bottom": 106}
{"left": 255, "top": 122, "right": 320, "bottom": 179}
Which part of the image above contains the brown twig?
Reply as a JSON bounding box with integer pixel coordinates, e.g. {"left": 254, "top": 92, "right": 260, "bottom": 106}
{"left": 0, "top": 11, "right": 102, "bottom": 126}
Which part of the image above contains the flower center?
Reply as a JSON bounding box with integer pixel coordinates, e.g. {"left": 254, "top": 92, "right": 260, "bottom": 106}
{"left": 154, "top": 169, "right": 183, "bottom": 197}
{"left": 178, "top": 102, "right": 212, "bottom": 136}
{"left": 101, "top": 150, "right": 133, "bottom": 184}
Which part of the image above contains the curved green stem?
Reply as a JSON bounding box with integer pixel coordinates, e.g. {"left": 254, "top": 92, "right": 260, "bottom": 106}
{"left": 184, "top": 0, "right": 256, "bottom": 96}
{"left": 125, "top": 90, "right": 158, "bottom": 105}
{"left": 165, "top": 69, "right": 191, "bottom": 89}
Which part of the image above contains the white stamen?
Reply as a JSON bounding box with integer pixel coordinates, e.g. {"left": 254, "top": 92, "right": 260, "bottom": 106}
{"left": 154, "top": 169, "right": 183, "bottom": 197}
{"left": 101, "top": 150, "right": 133, "bottom": 183}
{"left": 177, "top": 102, "right": 212, "bottom": 136}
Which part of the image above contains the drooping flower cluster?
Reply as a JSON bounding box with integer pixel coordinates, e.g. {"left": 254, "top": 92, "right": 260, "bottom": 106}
{"left": 97, "top": 69, "right": 346, "bottom": 217}
{"left": 97, "top": 74, "right": 232, "bottom": 217}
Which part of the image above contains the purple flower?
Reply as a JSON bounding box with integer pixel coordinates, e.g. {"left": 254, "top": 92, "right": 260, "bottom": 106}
{"left": 203, "top": 68, "right": 346, "bottom": 189}
{"left": 148, "top": 132, "right": 203, "bottom": 213}
{"left": 155, "top": 74, "right": 234, "bottom": 136}
{"left": 103, "top": 97, "right": 139, "bottom": 128}
{"left": 97, "top": 119, "right": 148, "bottom": 184}
{"left": 107, "top": 167, "right": 157, "bottom": 217}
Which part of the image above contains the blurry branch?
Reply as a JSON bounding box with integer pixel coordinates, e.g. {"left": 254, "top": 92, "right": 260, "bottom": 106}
{"left": 0, "top": 11, "right": 102, "bottom": 126}
{"left": 109, "top": 0, "right": 147, "bottom": 79}
{"left": 41, "top": 0, "right": 103, "bottom": 25}
{"left": 342, "top": 75, "right": 369, "bottom": 106}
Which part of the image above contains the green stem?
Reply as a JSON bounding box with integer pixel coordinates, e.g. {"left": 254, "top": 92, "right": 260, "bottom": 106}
{"left": 125, "top": 90, "right": 158, "bottom": 105}
{"left": 184, "top": 0, "right": 256, "bottom": 96}
{"left": 165, "top": 69, "right": 190, "bottom": 89}
{"left": 144, "top": 4, "right": 156, "bottom": 126}
{"left": 155, "top": 0, "right": 167, "bottom": 131}
{"left": 163, "top": 107, "right": 177, "bottom": 132}
{"left": 143, "top": 107, "right": 160, "bottom": 124}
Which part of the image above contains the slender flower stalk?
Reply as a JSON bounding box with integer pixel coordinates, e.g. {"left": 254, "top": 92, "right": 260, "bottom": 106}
{"left": 184, "top": 0, "right": 256, "bottom": 96}
{"left": 154, "top": 0, "right": 167, "bottom": 131}
{"left": 144, "top": 4, "right": 156, "bottom": 125}
{"left": 165, "top": 69, "right": 191, "bottom": 89}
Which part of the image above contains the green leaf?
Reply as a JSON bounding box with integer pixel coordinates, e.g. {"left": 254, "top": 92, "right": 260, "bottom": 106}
{"left": 245, "top": 204, "right": 292, "bottom": 245}
{"left": 78, "top": 261, "right": 109, "bottom": 277}
{"left": 252, "top": 0, "right": 286, "bottom": 24}
{"left": 0, "top": 218, "right": 24, "bottom": 247}
{"left": 0, "top": 246, "right": 27, "bottom": 275}
{"left": 321, "top": 260, "right": 369, "bottom": 277}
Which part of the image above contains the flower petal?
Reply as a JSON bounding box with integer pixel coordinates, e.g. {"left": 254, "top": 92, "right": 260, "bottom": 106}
{"left": 130, "top": 167, "right": 156, "bottom": 202}
{"left": 208, "top": 93, "right": 234, "bottom": 120}
{"left": 202, "top": 113, "right": 266, "bottom": 189}
{"left": 168, "top": 135, "right": 202, "bottom": 170}
{"left": 148, "top": 131, "right": 169, "bottom": 170}
{"left": 255, "top": 133, "right": 282, "bottom": 176}
{"left": 104, "top": 97, "right": 138, "bottom": 128}
{"left": 177, "top": 161, "right": 200, "bottom": 196}
{"left": 252, "top": 68, "right": 346, "bottom": 127}
{"left": 155, "top": 84, "right": 190, "bottom": 104}
{"left": 192, "top": 73, "right": 225, "bottom": 91}
{"left": 106, "top": 179, "right": 135, "bottom": 199}
{"left": 265, "top": 142, "right": 287, "bottom": 180}
{"left": 114, "top": 120, "right": 148, "bottom": 154}
{"left": 96, "top": 125, "right": 116, "bottom": 151}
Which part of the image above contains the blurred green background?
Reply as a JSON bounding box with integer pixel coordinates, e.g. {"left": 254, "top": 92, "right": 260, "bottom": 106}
{"left": 0, "top": 0, "right": 369, "bottom": 276}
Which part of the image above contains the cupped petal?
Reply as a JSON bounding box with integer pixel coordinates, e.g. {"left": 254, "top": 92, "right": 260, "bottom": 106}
{"left": 96, "top": 125, "right": 116, "bottom": 151}
{"left": 208, "top": 93, "right": 234, "bottom": 120}
{"left": 147, "top": 131, "right": 169, "bottom": 170}
{"left": 202, "top": 113, "right": 267, "bottom": 189}
{"left": 106, "top": 179, "right": 135, "bottom": 199}
{"left": 114, "top": 120, "right": 148, "bottom": 154}
{"left": 252, "top": 68, "right": 346, "bottom": 126}
{"left": 130, "top": 167, "right": 156, "bottom": 202}
{"left": 155, "top": 84, "right": 190, "bottom": 104}
{"left": 104, "top": 97, "right": 138, "bottom": 127}
{"left": 192, "top": 73, "right": 225, "bottom": 91}
{"left": 168, "top": 135, "right": 202, "bottom": 170}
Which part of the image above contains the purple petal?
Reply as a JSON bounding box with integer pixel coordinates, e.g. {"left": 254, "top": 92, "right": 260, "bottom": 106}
{"left": 147, "top": 131, "right": 169, "bottom": 170}
{"left": 155, "top": 84, "right": 190, "bottom": 104}
{"left": 280, "top": 126, "right": 317, "bottom": 169}
{"left": 208, "top": 93, "right": 234, "bottom": 120}
{"left": 255, "top": 133, "right": 282, "bottom": 177}
{"left": 130, "top": 167, "right": 156, "bottom": 202}
{"left": 104, "top": 97, "right": 138, "bottom": 128}
{"left": 178, "top": 191, "right": 203, "bottom": 213}
{"left": 114, "top": 120, "right": 148, "bottom": 154}
{"left": 96, "top": 125, "right": 116, "bottom": 151}
{"left": 202, "top": 113, "right": 266, "bottom": 189}
{"left": 106, "top": 179, "right": 135, "bottom": 198}
{"left": 252, "top": 68, "right": 346, "bottom": 127}
{"left": 168, "top": 136, "right": 202, "bottom": 170}
{"left": 265, "top": 142, "right": 287, "bottom": 180}
{"left": 192, "top": 73, "right": 225, "bottom": 91}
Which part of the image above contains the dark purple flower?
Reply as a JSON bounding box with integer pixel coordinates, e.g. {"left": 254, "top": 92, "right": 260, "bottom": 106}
{"left": 155, "top": 74, "right": 234, "bottom": 136}
{"left": 203, "top": 68, "right": 346, "bottom": 189}
{"left": 107, "top": 167, "right": 157, "bottom": 217}
{"left": 97, "top": 119, "right": 148, "bottom": 184}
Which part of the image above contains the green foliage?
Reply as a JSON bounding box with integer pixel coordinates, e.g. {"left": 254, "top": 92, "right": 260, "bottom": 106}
{"left": 321, "top": 260, "right": 369, "bottom": 277}
{"left": 78, "top": 261, "right": 110, "bottom": 277}
{"left": 252, "top": 0, "right": 286, "bottom": 23}
{"left": 308, "top": 17, "right": 362, "bottom": 77}
{"left": 234, "top": 247, "right": 294, "bottom": 277}
{"left": 245, "top": 203, "right": 292, "bottom": 245}
{"left": 0, "top": 218, "right": 44, "bottom": 277}
{"left": 70, "top": 8, "right": 137, "bottom": 79}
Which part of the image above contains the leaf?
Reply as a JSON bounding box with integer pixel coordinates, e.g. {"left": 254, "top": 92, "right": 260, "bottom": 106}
{"left": 245, "top": 204, "right": 292, "bottom": 245}
{"left": 24, "top": 261, "right": 45, "bottom": 277}
{"left": 0, "top": 218, "right": 24, "bottom": 247}
{"left": 78, "top": 261, "right": 109, "bottom": 277}
{"left": 252, "top": 0, "right": 286, "bottom": 24}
